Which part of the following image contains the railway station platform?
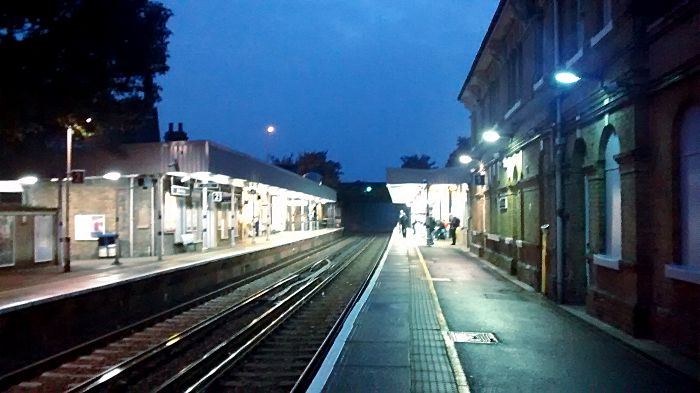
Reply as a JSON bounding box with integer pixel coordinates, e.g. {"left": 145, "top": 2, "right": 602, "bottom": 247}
{"left": 0, "top": 228, "right": 342, "bottom": 374}
{"left": 0, "top": 228, "right": 341, "bottom": 314}
{"left": 311, "top": 230, "right": 700, "bottom": 392}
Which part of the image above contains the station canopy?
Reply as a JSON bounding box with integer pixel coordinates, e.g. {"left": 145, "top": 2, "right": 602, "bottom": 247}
{"left": 5, "top": 140, "right": 336, "bottom": 203}
{"left": 385, "top": 167, "right": 470, "bottom": 204}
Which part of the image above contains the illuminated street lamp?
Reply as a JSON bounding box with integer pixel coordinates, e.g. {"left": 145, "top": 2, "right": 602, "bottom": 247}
{"left": 554, "top": 70, "right": 582, "bottom": 85}
{"left": 266, "top": 125, "right": 275, "bottom": 134}
{"left": 458, "top": 154, "right": 473, "bottom": 165}
{"left": 482, "top": 129, "right": 501, "bottom": 143}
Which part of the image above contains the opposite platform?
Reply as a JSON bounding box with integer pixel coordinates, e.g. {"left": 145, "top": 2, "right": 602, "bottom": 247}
{"left": 0, "top": 228, "right": 341, "bottom": 314}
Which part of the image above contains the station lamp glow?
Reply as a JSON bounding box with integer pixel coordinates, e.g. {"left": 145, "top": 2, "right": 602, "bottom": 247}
{"left": 103, "top": 171, "right": 121, "bottom": 181}
{"left": 458, "top": 154, "right": 473, "bottom": 164}
{"left": 266, "top": 125, "right": 275, "bottom": 134}
{"left": 17, "top": 175, "right": 38, "bottom": 185}
{"left": 482, "top": 129, "right": 501, "bottom": 143}
{"left": 364, "top": 185, "right": 373, "bottom": 193}
{"left": 554, "top": 70, "right": 582, "bottom": 85}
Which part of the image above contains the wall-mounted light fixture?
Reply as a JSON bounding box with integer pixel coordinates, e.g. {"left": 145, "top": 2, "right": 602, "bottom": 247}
{"left": 553, "top": 70, "right": 582, "bottom": 85}
{"left": 482, "top": 129, "right": 501, "bottom": 143}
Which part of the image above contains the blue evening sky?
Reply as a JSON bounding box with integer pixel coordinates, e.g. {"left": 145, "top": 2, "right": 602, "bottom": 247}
{"left": 157, "top": 1, "right": 497, "bottom": 181}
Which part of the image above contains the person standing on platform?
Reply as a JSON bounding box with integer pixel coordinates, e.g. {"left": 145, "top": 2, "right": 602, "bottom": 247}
{"left": 399, "top": 210, "right": 409, "bottom": 238}
{"left": 449, "top": 214, "right": 461, "bottom": 245}
{"left": 425, "top": 215, "right": 435, "bottom": 246}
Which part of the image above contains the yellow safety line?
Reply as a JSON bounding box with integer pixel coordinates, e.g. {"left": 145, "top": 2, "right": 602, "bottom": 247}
{"left": 415, "top": 245, "right": 471, "bottom": 393}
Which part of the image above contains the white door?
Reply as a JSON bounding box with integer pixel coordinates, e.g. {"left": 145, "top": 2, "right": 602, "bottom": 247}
{"left": 34, "top": 215, "right": 54, "bottom": 263}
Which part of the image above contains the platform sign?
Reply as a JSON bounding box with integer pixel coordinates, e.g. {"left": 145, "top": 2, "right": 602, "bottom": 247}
{"left": 194, "top": 182, "right": 220, "bottom": 190}
{"left": 75, "top": 214, "right": 105, "bottom": 240}
{"left": 212, "top": 191, "right": 223, "bottom": 202}
{"left": 170, "top": 184, "right": 190, "bottom": 197}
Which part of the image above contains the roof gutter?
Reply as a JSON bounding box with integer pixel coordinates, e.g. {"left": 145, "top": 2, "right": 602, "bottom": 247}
{"left": 456, "top": 0, "right": 507, "bottom": 102}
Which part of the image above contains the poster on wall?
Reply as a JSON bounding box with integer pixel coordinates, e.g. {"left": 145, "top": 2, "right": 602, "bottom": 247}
{"left": 75, "top": 214, "right": 106, "bottom": 240}
{"left": 0, "top": 216, "right": 14, "bottom": 266}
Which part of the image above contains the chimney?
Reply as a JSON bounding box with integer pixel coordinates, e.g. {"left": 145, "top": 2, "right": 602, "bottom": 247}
{"left": 178, "top": 122, "right": 184, "bottom": 132}
{"left": 168, "top": 122, "right": 174, "bottom": 132}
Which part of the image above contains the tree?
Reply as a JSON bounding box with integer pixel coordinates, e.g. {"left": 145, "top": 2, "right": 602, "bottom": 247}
{"left": 271, "top": 153, "right": 297, "bottom": 173}
{"left": 272, "top": 151, "right": 343, "bottom": 189}
{"left": 445, "top": 136, "right": 472, "bottom": 167}
{"left": 0, "top": 0, "right": 172, "bottom": 147}
{"left": 400, "top": 154, "right": 436, "bottom": 169}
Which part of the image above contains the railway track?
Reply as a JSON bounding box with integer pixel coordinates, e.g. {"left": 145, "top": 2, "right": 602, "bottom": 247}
{"left": 159, "top": 235, "right": 387, "bottom": 392}
{"left": 5, "top": 235, "right": 387, "bottom": 392}
{"left": 212, "top": 236, "right": 388, "bottom": 392}
{"left": 2, "top": 236, "right": 359, "bottom": 392}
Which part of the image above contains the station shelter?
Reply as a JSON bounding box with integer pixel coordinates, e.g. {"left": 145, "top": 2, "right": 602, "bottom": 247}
{"left": 1, "top": 140, "right": 337, "bottom": 266}
{"left": 386, "top": 167, "right": 471, "bottom": 243}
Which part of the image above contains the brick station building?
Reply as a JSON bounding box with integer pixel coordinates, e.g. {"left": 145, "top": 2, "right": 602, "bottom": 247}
{"left": 458, "top": 1, "right": 699, "bottom": 358}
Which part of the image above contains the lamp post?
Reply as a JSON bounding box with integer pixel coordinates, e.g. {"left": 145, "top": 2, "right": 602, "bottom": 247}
{"left": 63, "top": 126, "right": 73, "bottom": 272}
{"left": 62, "top": 117, "right": 91, "bottom": 273}
{"left": 424, "top": 182, "right": 433, "bottom": 246}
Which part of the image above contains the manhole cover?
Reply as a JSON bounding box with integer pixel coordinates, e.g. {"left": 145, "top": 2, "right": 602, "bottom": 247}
{"left": 449, "top": 331, "right": 498, "bottom": 344}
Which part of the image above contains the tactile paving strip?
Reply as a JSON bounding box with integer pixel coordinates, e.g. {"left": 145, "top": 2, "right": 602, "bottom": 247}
{"left": 409, "top": 255, "right": 459, "bottom": 393}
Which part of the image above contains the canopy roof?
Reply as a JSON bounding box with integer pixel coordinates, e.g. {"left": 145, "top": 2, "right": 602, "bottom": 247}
{"left": 385, "top": 167, "right": 470, "bottom": 204}
{"left": 7, "top": 140, "right": 336, "bottom": 202}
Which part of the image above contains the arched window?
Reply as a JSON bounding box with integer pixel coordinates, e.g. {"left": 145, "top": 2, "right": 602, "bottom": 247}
{"left": 604, "top": 133, "right": 621, "bottom": 258}
{"left": 680, "top": 106, "right": 700, "bottom": 267}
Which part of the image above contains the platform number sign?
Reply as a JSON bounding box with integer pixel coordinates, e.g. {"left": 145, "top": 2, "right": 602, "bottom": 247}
{"left": 71, "top": 169, "right": 85, "bottom": 184}
{"left": 212, "top": 191, "right": 223, "bottom": 202}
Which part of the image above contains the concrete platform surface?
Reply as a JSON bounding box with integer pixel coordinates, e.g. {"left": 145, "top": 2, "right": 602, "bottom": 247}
{"left": 312, "top": 231, "right": 699, "bottom": 392}
{"left": 0, "top": 228, "right": 341, "bottom": 314}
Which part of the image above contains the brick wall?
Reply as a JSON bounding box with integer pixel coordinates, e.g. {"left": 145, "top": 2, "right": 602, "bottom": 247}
{"left": 26, "top": 178, "right": 155, "bottom": 260}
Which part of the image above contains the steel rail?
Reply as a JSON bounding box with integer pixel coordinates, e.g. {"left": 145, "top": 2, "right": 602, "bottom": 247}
{"left": 291, "top": 235, "right": 390, "bottom": 392}
{"left": 68, "top": 243, "right": 353, "bottom": 392}
{"left": 158, "top": 237, "right": 376, "bottom": 392}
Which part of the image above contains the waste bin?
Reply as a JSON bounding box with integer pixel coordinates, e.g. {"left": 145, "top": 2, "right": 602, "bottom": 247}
{"left": 97, "top": 233, "right": 118, "bottom": 258}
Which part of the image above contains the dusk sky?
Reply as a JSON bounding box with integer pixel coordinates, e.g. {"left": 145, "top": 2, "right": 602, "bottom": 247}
{"left": 157, "top": 1, "right": 498, "bottom": 181}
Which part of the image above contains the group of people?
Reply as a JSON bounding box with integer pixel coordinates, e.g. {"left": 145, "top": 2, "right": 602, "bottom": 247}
{"left": 398, "top": 210, "right": 461, "bottom": 245}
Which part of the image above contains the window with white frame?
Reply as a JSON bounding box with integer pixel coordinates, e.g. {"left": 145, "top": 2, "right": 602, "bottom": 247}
{"left": 560, "top": 0, "right": 582, "bottom": 61}
{"left": 604, "top": 133, "right": 621, "bottom": 259}
{"left": 680, "top": 106, "right": 700, "bottom": 268}
{"left": 593, "top": 0, "right": 612, "bottom": 32}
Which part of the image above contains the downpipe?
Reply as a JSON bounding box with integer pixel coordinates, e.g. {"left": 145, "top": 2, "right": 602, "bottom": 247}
{"left": 553, "top": 0, "right": 566, "bottom": 303}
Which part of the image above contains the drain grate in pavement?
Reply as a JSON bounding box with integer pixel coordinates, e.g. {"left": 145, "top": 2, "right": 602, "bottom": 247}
{"left": 449, "top": 331, "right": 498, "bottom": 344}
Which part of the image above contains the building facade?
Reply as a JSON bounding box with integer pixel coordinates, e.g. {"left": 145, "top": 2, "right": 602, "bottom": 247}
{"left": 458, "top": 0, "right": 699, "bottom": 359}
